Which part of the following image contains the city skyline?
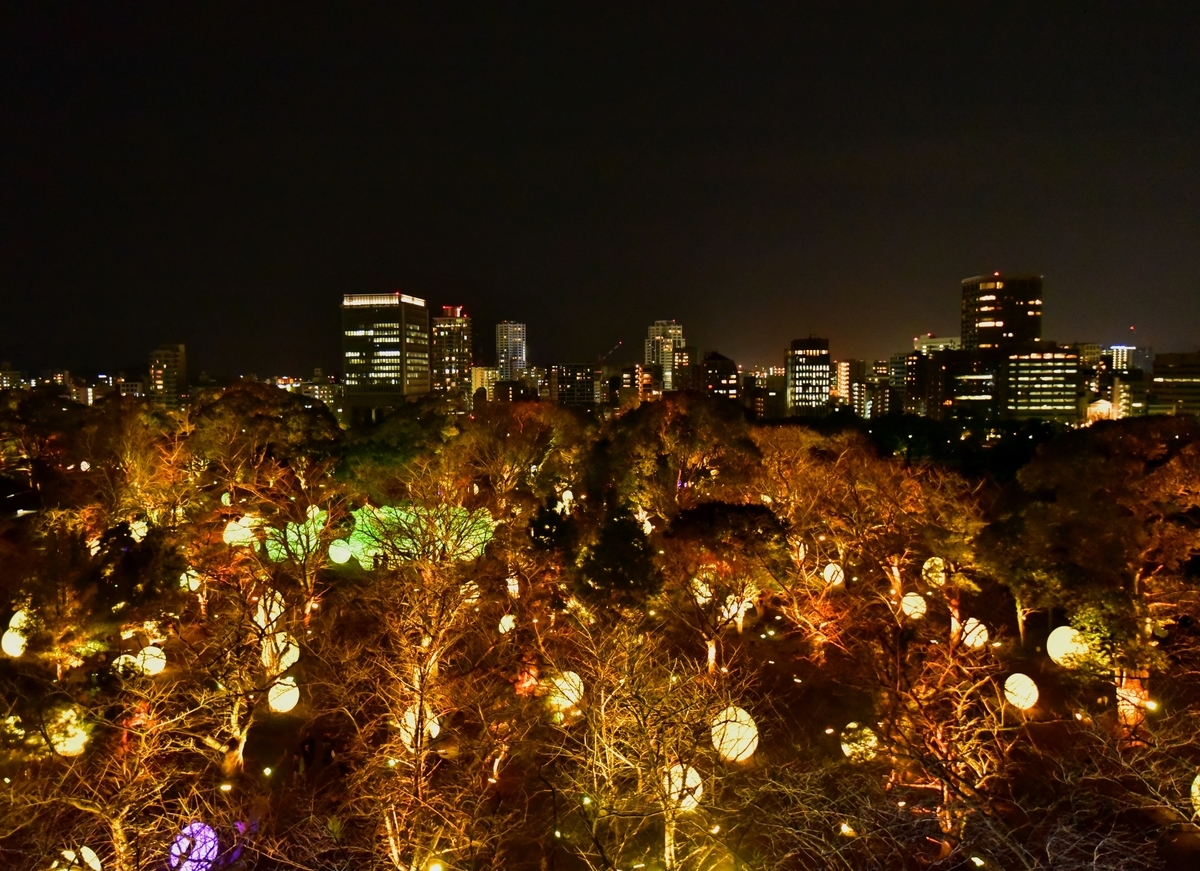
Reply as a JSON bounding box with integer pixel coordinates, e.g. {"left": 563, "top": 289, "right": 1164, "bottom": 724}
{"left": 2, "top": 6, "right": 1198, "bottom": 376}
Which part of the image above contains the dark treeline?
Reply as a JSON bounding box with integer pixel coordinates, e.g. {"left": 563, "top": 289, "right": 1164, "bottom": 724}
{"left": 1, "top": 384, "right": 1199, "bottom": 870}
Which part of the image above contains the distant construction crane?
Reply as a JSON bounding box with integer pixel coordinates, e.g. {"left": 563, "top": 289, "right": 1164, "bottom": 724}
{"left": 597, "top": 340, "right": 623, "bottom": 364}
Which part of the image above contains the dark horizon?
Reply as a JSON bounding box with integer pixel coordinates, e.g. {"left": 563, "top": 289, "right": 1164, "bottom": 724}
{"left": 3, "top": 5, "right": 1198, "bottom": 378}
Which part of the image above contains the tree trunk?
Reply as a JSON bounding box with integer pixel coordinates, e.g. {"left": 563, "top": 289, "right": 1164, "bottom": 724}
{"left": 664, "top": 814, "right": 677, "bottom": 870}
{"left": 706, "top": 637, "right": 717, "bottom": 674}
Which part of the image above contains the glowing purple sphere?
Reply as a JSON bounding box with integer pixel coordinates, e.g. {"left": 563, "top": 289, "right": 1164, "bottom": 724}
{"left": 169, "top": 822, "right": 219, "bottom": 871}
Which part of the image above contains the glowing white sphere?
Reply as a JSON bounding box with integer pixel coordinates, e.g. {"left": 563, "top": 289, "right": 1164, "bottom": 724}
{"left": 498, "top": 614, "right": 516, "bottom": 634}
{"left": 2, "top": 629, "right": 26, "bottom": 658}
{"left": 840, "top": 722, "right": 879, "bottom": 762}
{"left": 179, "top": 569, "right": 201, "bottom": 592}
{"left": 711, "top": 706, "right": 759, "bottom": 763}
{"left": 137, "top": 646, "right": 166, "bottom": 676}
{"left": 1047, "top": 626, "right": 1089, "bottom": 667}
{"left": 506, "top": 576, "right": 521, "bottom": 599}
{"left": 9, "top": 609, "right": 30, "bottom": 632}
{"left": 327, "top": 539, "right": 352, "bottom": 564}
{"left": 222, "top": 517, "right": 257, "bottom": 547}
{"left": 255, "top": 590, "right": 286, "bottom": 630}
{"left": 690, "top": 578, "right": 714, "bottom": 605}
{"left": 49, "top": 706, "right": 89, "bottom": 757}
{"left": 398, "top": 704, "right": 441, "bottom": 752}
{"left": 169, "top": 821, "right": 219, "bottom": 871}
{"left": 900, "top": 593, "right": 927, "bottom": 619}
{"left": 1004, "top": 673, "right": 1039, "bottom": 709}
{"left": 922, "top": 557, "right": 946, "bottom": 587}
{"left": 823, "top": 563, "right": 845, "bottom": 586}
{"left": 112, "top": 653, "right": 139, "bottom": 674}
{"left": 1191, "top": 774, "right": 1200, "bottom": 817}
{"left": 268, "top": 677, "right": 300, "bottom": 713}
{"left": 663, "top": 763, "right": 703, "bottom": 811}
{"left": 262, "top": 632, "right": 299, "bottom": 674}
{"left": 61, "top": 847, "right": 102, "bottom": 871}
{"left": 547, "top": 671, "right": 584, "bottom": 711}
{"left": 129, "top": 520, "right": 148, "bottom": 542}
{"left": 961, "top": 618, "right": 989, "bottom": 650}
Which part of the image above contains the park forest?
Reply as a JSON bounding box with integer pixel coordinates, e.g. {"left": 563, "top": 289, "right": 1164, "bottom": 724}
{"left": 2, "top": 384, "right": 1200, "bottom": 871}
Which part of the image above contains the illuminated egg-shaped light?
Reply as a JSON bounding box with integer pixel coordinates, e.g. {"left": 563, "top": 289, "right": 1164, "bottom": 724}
{"left": 262, "top": 632, "right": 299, "bottom": 674}
{"left": 690, "top": 578, "right": 714, "bottom": 606}
{"left": 961, "top": 618, "right": 989, "bottom": 650}
{"left": 61, "top": 847, "right": 102, "bottom": 871}
{"left": 129, "top": 520, "right": 149, "bottom": 542}
{"left": 327, "top": 539, "right": 352, "bottom": 564}
{"left": 112, "top": 653, "right": 139, "bottom": 675}
{"left": 254, "top": 590, "right": 286, "bottom": 630}
{"left": 222, "top": 517, "right": 257, "bottom": 547}
{"left": 506, "top": 576, "right": 521, "bottom": 599}
{"left": 922, "top": 556, "right": 947, "bottom": 587}
{"left": 48, "top": 706, "right": 89, "bottom": 757}
{"left": 169, "top": 821, "right": 219, "bottom": 871}
{"left": 398, "top": 704, "right": 441, "bottom": 752}
{"left": 179, "top": 569, "right": 201, "bottom": 592}
{"left": 711, "top": 706, "right": 759, "bottom": 763}
{"left": 79, "top": 460, "right": 91, "bottom": 473}
{"left": 2, "top": 614, "right": 26, "bottom": 652}
{"left": 498, "top": 614, "right": 516, "bottom": 634}
{"left": 823, "top": 563, "right": 845, "bottom": 586}
{"left": 1004, "top": 673, "right": 1039, "bottom": 709}
{"left": 1191, "top": 773, "right": 1200, "bottom": 817}
{"left": 1047, "top": 626, "right": 1090, "bottom": 668}
{"left": 840, "top": 722, "right": 879, "bottom": 762}
{"left": 268, "top": 677, "right": 300, "bottom": 713}
{"left": 663, "top": 763, "right": 703, "bottom": 811}
{"left": 546, "top": 671, "right": 584, "bottom": 711}
{"left": 137, "top": 646, "right": 166, "bottom": 676}
{"left": 900, "top": 592, "right": 928, "bottom": 619}
{"left": 221, "top": 491, "right": 232, "bottom": 506}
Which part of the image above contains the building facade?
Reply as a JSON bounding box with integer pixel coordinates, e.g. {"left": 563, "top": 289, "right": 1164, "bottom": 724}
{"left": 702, "top": 352, "right": 739, "bottom": 400}
{"left": 342, "top": 293, "right": 431, "bottom": 411}
{"left": 961, "top": 274, "right": 1043, "bottom": 351}
{"left": 548, "top": 365, "right": 596, "bottom": 408}
{"left": 431, "top": 306, "right": 473, "bottom": 395}
{"left": 785, "top": 338, "right": 831, "bottom": 415}
{"left": 496, "top": 321, "right": 527, "bottom": 381}
{"left": 1152, "top": 353, "right": 1200, "bottom": 417}
{"left": 148, "top": 344, "right": 187, "bottom": 409}
{"left": 1004, "top": 347, "right": 1082, "bottom": 423}
{"left": 645, "top": 320, "right": 686, "bottom": 391}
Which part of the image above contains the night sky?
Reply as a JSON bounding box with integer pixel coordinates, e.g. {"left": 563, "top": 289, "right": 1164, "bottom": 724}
{"left": 3, "top": 4, "right": 1198, "bottom": 378}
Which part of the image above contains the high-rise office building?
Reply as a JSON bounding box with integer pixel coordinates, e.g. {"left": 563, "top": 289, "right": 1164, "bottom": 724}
{"left": 548, "top": 365, "right": 596, "bottom": 408}
{"left": 1004, "top": 347, "right": 1082, "bottom": 423}
{"left": 148, "top": 344, "right": 187, "bottom": 409}
{"left": 496, "top": 322, "right": 527, "bottom": 380}
{"left": 432, "top": 306, "right": 473, "bottom": 395}
{"left": 1151, "top": 353, "right": 1200, "bottom": 417}
{"left": 645, "top": 320, "right": 686, "bottom": 391}
{"left": 1109, "top": 345, "right": 1151, "bottom": 372}
{"left": 834, "top": 359, "right": 869, "bottom": 416}
{"left": 961, "top": 274, "right": 1043, "bottom": 351}
{"left": 786, "top": 338, "right": 832, "bottom": 415}
{"left": 702, "top": 352, "right": 739, "bottom": 400}
{"left": 342, "top": 293, "right": 431, "bottom": 412}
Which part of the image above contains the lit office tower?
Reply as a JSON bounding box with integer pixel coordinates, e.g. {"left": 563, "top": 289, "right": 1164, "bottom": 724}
{"left": 961, "top": 274, "right": 1043, "bottom": 351}
{"left": 496, "top": 321, "right": 527, "bottom": 380}
{"left": 645, "top": 320, "right": 685, "bottom": 390}
{"left": 431, "top": 305, "right": 473, "bottom": 395}
{"left": 785, "top": 337, "right": 832, "bottom": 415}
{"left": 148, "top": 344, "right": 187, "bottom": 409}
{"left": 835, "top": 359, "right": 869, "bottom": 416}
{"left": 342, "top": 292, "right": 431, "bottom": 412}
